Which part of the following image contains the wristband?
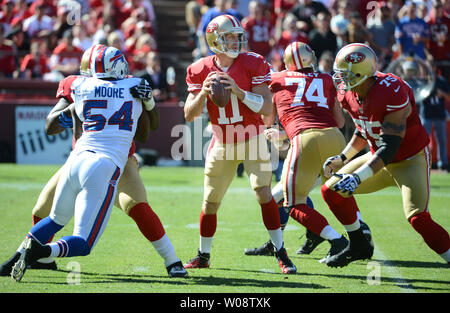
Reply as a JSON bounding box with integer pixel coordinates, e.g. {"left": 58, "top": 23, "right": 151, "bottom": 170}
{"left": 353, "top": 163, "right": 374, "bottom": 182}
{"left": 339, "top": 153, "right": 347, "bottom": 162}
{"left": 143, "top": 97, "right": 155, "bottom": 111}
{"left": 242, "top": 91, "right": 264, "bottom": 113}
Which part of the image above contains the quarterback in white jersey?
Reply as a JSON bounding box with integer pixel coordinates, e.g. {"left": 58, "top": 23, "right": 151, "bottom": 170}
{"left": 11, "top": 47, "right": 145, "bottom": 282}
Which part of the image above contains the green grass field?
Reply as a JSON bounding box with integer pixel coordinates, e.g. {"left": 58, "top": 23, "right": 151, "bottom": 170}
{"left": 0, "top": 164, "right": 449, "bottom": 295}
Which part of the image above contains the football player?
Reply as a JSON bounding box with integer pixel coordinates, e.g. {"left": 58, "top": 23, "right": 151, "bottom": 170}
{"left": 183, "top": 14, "right": 296, "bottom": 274}
{"left": 1, "top": 45, "right": 188, "bottom": 278}
{"left": 10, "top": 45, "right": 148, "bottom": 282}
{"left": 321, "top": 43, "right": 450, "bottom": 267}
{"left": 247, "top": 42, "right": 350, "bottom": 263}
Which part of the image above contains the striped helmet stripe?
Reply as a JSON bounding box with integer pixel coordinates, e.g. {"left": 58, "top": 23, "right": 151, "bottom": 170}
{"left": 291, "top": 43, "right": 302, "bottom": 70}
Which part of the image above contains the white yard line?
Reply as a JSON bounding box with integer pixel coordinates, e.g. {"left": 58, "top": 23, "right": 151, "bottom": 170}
{"left": 373, "top": 247, "right": 416, "bottom": 293}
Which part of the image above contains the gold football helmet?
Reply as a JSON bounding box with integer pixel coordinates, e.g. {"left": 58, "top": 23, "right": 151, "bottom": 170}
{"left": 205, "top": 14, "right": 247, "bottom": 58}
{"left": 284, "top": 42, "right": 317, "bottom": 71}
{"left": 80, "top": 44, "right": 105, "bottom": 76}
{"left": 332, "top": 43, "right": 378, "bottom": 91}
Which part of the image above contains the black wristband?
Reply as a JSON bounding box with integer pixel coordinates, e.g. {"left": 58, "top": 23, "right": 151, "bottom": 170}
{"left": 339, "top": 153, "right": 347, "bottom": 162}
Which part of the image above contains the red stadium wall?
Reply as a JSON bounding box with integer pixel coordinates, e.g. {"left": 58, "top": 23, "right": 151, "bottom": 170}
{"left": 0, "top": 79, "right": 185, "bottom": 163}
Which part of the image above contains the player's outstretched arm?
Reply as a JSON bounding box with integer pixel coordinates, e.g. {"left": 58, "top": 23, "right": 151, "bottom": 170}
{"left": 45, "top": 98, "right": 73, "bottom": 135}
{"left": 134, "top": 102, "right": 151, "bottom": 143}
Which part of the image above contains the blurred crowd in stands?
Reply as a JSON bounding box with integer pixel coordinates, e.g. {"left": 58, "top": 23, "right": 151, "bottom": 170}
{"left": 0, "top": 0, "right": 172, "bottom": 102}
{"left": 186, "top": 0, "right": 449, "bottom": 81}
{"left": 0, "top": 0, "right": 449, "bottom": 99}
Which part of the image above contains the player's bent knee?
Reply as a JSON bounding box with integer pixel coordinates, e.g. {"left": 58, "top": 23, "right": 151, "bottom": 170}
{"left": 254, "top": 186, "right": 272, "bottom": 204}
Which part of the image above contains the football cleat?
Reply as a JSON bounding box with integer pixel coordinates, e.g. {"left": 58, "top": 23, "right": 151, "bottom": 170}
{"left": 244, "top": 240, "right": 275, "bottom": 256}
{"left": 319, "top": 235, "right": 348, "bottom": 263}
{"left": 183, "top": 250, "right": 210, "bottom": 269}
{"left": 166, "top": 261, "right": 188, "bottom": 278}
{"left": 0, "top": 252, "right": 21, "bottom": 276}
{"left": 360, "top": 220, "right": 374, "bottom": 247}
{"left": 28, "top": 260, "right": 58, "bottom": 270}
{"left": 275, "top": 246, "right": 297, "bottom": 274}
{"left": 11, "top": 237, "right": 51, "bottom": 282}
{"left": 325, "top": 228, "right": 374, "bottom": 268}
{"left": 296, "top": 229, "right": 325, "bottom": 255}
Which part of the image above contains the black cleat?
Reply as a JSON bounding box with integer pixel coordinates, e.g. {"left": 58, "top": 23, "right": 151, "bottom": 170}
{"left": 184, "top": 250, "right": 210, "bottom": 269}
{"left": 11, "top": 237, "right": 51, "bottom": 282}
{"left": 325, "top": 228, "right": 374, "bottom": 268}
{"left": 166, "top": 261, "right": 188, "bottom": 278}
{"left": 244, "top": 240, "right": 275, "bottom": 256}
{"left": 0, "top": 252, "right": 21, "bottom": 276}
{"left": 275, "top": 246, "right": 297, "bottom": 274}
{"left": 319, "top": 235, "right": 348, "bottom": 263}
{"left": 359, "top": 220, "right": 374, "bottom": 247}
{"left": 296, "top": 229, "right": 325, "bottom": 254}
{"left": 28, "top": 260, "right": 58, "bottom": 270}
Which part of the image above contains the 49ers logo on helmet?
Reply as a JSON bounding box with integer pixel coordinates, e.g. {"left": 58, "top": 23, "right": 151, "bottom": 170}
{"left": 345, "top": 52, "right": 366, "bottom": 64}
{"left": 207, "top": 22, "right": 218, "bottom": 33}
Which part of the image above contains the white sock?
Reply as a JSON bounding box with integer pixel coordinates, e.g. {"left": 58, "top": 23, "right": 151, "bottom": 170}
{"left": 268, "top": 228, "right": 284, "bottom": 251}
{"left": 344, "top": 219, "right": 361, "bottom": 232}
{"left": 271, "top": 182, "right": 284, "bottom": 203}
{"left": 320, "top": 225, "right": 342, "bottom": 241}
{"left": 439, "top": 248, "right": 450, "bottom": 262}
{"left": 151, "top": 234, "right": 180, "bottom": 267}
{"left": 48, "top": 242, "right": 61, "bottom": 258}
{"left": 200, "top": 236, "right": 214, "bottom": 254}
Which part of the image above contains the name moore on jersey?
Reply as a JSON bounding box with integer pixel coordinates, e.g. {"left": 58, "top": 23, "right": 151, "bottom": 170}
{"left": 70, "top": 76, "right": 143, "bottom": 169}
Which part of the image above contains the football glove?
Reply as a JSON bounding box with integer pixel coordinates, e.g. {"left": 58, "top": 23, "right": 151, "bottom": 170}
{"left": 58, "top": 111, "right": 73, "bottom": 128}
{"left": 130, "top": 78, "right": 153, "bottom": 101}
{"left": 323, "top": 154, "right": 346, "bottom": 179}
{"left": 333, "top": 173, "right": 361, "bottom": 195}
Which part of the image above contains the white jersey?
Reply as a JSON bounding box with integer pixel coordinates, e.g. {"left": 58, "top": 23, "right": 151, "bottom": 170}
{"left": 71, "top": 76, "right": 143, "bottom": 169}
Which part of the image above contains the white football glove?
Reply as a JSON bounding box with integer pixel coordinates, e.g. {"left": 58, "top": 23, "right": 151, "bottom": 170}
{"left": 323, "top": 154, "right": 346, "bottom": 179}
{"left": 333, "top": 173, "right": 361, "bottom": 195}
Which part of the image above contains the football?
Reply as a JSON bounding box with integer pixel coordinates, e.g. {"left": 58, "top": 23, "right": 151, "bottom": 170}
{"left": 209, "top": 75, "right": 231, "bottom": 107}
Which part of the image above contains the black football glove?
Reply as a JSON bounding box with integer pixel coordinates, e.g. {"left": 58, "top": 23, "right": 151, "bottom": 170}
{"left": 130, "top": 78, "right": 153, "bottom": 101}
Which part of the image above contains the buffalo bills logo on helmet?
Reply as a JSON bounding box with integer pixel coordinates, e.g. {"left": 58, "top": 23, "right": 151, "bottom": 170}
{"left": 109, "top": 51, "right": 125, "bottom": 69}
{"left": 345, "top": 52, "right": 366, "bottom": 64}
{"left": 207, "top": 22, "right": 218, "bottom": 33}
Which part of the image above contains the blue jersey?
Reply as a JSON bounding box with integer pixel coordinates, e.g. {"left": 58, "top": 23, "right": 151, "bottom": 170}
{"left": 395, "top": 16, "right": 429, "bottom": 59}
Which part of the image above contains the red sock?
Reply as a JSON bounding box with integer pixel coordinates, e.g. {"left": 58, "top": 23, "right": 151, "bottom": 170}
{"left": 290, "top": 203, "right": 329, "bottom": 236}
{"left": 32, "top": 215, "right": 54, "bottom": 244}
{"left": 128, "top": 202, "right": 166, "bottom": 242}
{"left": 260, "top": 198, "right": 281, "bottom": 230}
{"left": 199, "top": 211, "right": 217, "bottom": 237}
{"left": 321, "top": 184, "right": 359, "bottom": 226}
{"left": 410, "top": 212, "right": 450, "bottom": 254}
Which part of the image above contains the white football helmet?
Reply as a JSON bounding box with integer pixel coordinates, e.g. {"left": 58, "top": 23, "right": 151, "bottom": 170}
{"left": 89, "top": 46, "right": 129, "bottom": 79}
{"left": 205, "top": 14, "right": 247, "bottom": 58}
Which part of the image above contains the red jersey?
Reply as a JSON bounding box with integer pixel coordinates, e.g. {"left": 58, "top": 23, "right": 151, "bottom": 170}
{"left": 427, "top": 15, "right": 450, "bottom": 61}
{"left": 186, "top": 52, "right": 271, "bottom": 143}
{"left": 56, "top": 75, "right": 136, "bottom": 156}
{"left": 337, "top": 72, "right": 429, "bottom": 163}
{"left": 242, "top": 17, "right": 272, "bottom": 57}
{"left": 270, "top": 70, "right": 338, "bottom": 140}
